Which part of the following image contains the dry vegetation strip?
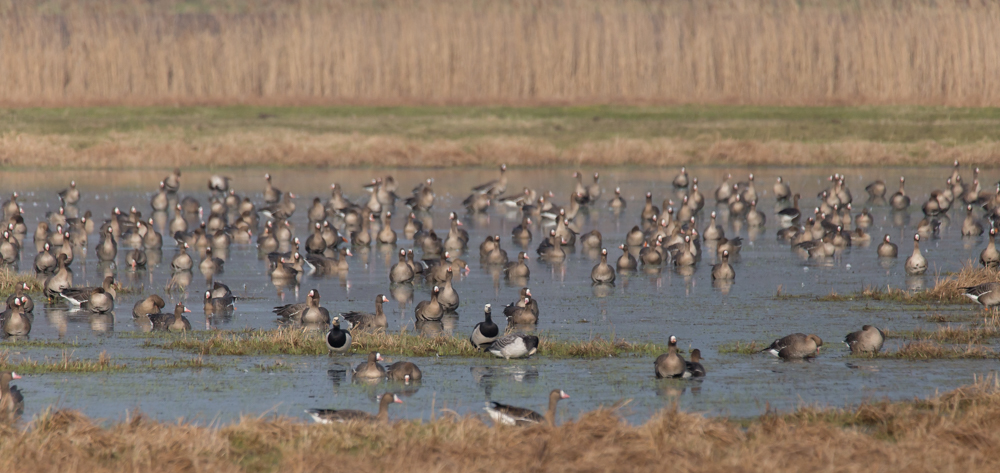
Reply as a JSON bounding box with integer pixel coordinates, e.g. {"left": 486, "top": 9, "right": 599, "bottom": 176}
{"left": 4, "top": 0, "right": 1000, "bottom": 107}
{"left": 145, "top": 329, "right": 666, "bottom": 359}
{"left": 4, "top": 377, "right": 1000, "bottom": 472}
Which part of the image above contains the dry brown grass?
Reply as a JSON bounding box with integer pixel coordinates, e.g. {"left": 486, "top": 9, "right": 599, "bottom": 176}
{"left": 4, "top": 0, "right": 1000, "bottom": 107}
{"left": 5, "top": 377, "right": 1000, "bottom": 472}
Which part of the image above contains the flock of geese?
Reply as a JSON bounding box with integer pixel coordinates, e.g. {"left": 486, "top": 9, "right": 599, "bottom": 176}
{"left": 0, "top": 161, "right": 999, "bottom": 424}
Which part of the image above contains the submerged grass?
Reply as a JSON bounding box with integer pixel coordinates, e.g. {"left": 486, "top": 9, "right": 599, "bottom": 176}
{"left": 8, "top": 376, "right": 1000, "bottom": 472}
{"left": 873, "top": 342, "right": 1000, "bottom": 360}
{"left": 144, "top": 328, "right": 667, "bottom": 359}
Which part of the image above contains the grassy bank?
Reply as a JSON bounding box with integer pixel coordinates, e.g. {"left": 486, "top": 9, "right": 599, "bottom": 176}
{"left": 4, "top": 377, "right": 1000, "bottom": 472}
{"left": 0, "top": 350, "right": 216, "bottom": 374}
{"left": 144, "top": 328, "right": 667, "bottom": 359}
{"left": 4, "top": 105, "right": 1000, "bottom": 168}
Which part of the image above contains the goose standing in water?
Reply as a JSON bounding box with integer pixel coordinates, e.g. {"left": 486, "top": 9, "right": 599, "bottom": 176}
{"left": 342, "top": 294, "right": 390, "bottom": 331}
{"left": 890, "top": 177, "right": 910, "bottom": 210}
{"left": 485, "top": 389, "right": 569, "bottom": 426}
{"left": 470, "top": 304, "right": 500, "bottom": 350}
{"left": 877, "top": 234, "right": 898, "bottom": 258}
{"left": 616, "top": 243, "right": 637, "bottom": 272}
{"left": 981, "top": 228, "right": 999, "bottom": 269}
{"left": 762, "top": 333, "right": 823, "bottom": 360}
{"left": 655, "top": 335, "right": 687, "bottom": 378}
{"left": 773, "top": 176, "right": 791, "bottom": 200}
{"left": 590, "top": 248, "right": 615, "bottom": 284}
{"left": 353, "top": 352, "right": 386, "bottom": 380}
{"left": 844, "top": 325, "right": 885, "bottom": 354}
{"left": 711, "top": 250, "right": 735, "bottom": 280}
{"left": 386, "top": 361, "right": 422, "bottom": 383}
{"left": 306, "top": 393, "right": 402, "bottom": 424}
{"left": 149, "top": 303, "right": 192, "bottom": 332}
{"left": 904, "top": 234, "right": 927, "bottom": 275}
{"left": 0, "top": 371, "right": 24, "bottom": 417}
{"left": 685, "top": 349, "right": 706, "bottom": 377}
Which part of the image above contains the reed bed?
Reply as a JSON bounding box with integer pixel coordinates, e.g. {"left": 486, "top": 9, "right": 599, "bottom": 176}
{"left": 4, "top": 0, "right": 1000, "bottom": 107}
{"left": 4, "top": 376, "right": 1000, "bottom": 472}
{"left": 146, "top": 328, "right": 667, "bottom": 358}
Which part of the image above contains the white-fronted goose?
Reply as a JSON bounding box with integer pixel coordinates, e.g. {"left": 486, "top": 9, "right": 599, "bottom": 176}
{"left": 199, "top": 247, "right": 225, "bottom": 275}
{"left": 414, "top": 286, "right": 444, "bottom": 321}
{"left": 438, "top": 268, "right": 460, "bottom": 311}
{"left": 591, "top": 248, "right": 615, "bottom": 284}
{"left": 163, "top": 168, "right": 181, "bottom": 193}
{"left": 96, "top": 226, "right": 117, "bottom": 261}
{"left": 504, "top": 297, "right": 538, "bottom": 325}
{"left": 587, "top": 172, "right": 602, "bottom": 202}
{"left": 485, "top": 236, "right": 510, "bottom": 265}
{"left": 263, "top": 173, "right": 281, "bottom": 204}
{"left": 473, "top": 164, "right": 508, "bottom": 195}
{"left": 83, "top": 287, "right": 114, "bottom": 313}
{"left": 470, "top": 304, "right": 500, "bottom": 350}
{"left": 641, "top": 192, "right": 659, "bottom": 221}
{"left": 890, "top": 177, "right": 910, "bottom": 210}
{"left": 866, "top": 179, "right": 887, "bottom": 199}
{"left": 326, "top": 317, "right": 352, "bottom": 355}
{"left": 488, "top": 333, "right": 539, "bottom": 359}
{"left": 60, "top": 276, "right": 117, "bottom": 307}
{"left": 962, "top": 283, "right": 1000, "bottom": 311}
{"left": 504, "top": 251, "right": 531, "bottom": 279}
{"left": 342, "top": 294, "right": 390, "bottom": 331}
{"left": 6, "top": 283, "right": 33, "bottom": 313}
{"left": 981, "top": 228, "right": 999, "bottom": 269}
{"left": 272, "top": 289, "right": 327, "bottom": 323}
{"left": 0, "top": 371, "right": 24, "bottom": 417}
{"left": 962, "top": 205, "right": 984, "bottom": 236}
{"left": 204, "top": 289, "right": 235, "bottom": 315}
{"left": 42, "top": 254, "right": 72, "bottom": 299}
{"left": 485, "top": 389, "right": 569, "bottom": 426}
{"left": 171, "top": 242, "right": 193, "bottom": 272}
{"left": 149, "top": 303, "right": 192, "bottom": 332}
{"left": 608, "top": 187, "right": 626, "bottom": 210}
{"left": 306, "top": 393, "right": 402, "bottom": 424}
{"left": 773, "top": 176, "right": 791, "bottom": 200}
{"left": 844, "top": 325, "right": 886, "bottom": 354}
{"left": 617, "top": 244, "right": 637, "bottom": 271}
{"left": 762, "top": 333, "right": 823, "bottom": 359}
{"left": 59, "top": 180, "right": 80, "bottom": 205}
{"left": 386, "top": 361, "right": 422, "bottom": 383}
{"left": 389, "top": 249, "right": 415, "bottom": 283}
{"left": 711, "top": 250, "right": 735, "bottom": 280}
{"left": 1, "top": 298, "right": 31, "bottom": 337}
{"left": 377, "top": 212, "right": 397, "bottom": 244}
{"left": 904, "top": 234, "right": 928, "bottom": 275}
{"left": 746, "top": 200, "right": 766, "bottom": 227}
{"left": 877, "top": 234, "right": 898, "bottom": 258}
{"left": 685, "top": 349, "right": 706, "bottom": 377}
{"left": 580, "top": 230, "right": 602, "bottom": 250}
{"left": 655, "top": 335, "right": 687, "bottom": 378}
{"left": 33, "top": 243, "right": 56, "bottom": 275}
{"left": 354, "top": 352, "right": 386, "bottom": 379}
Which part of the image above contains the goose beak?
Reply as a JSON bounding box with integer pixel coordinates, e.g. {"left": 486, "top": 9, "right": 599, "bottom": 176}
{"left": 11, "top": 372, "right": 20, "bottom": 380}
{"left": 183, "top": 308, "right": 192, "bottom": 313}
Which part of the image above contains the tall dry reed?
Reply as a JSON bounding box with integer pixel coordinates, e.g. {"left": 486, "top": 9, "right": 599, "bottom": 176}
{"left": 3, "top": 0, "right": 1000, "bottom": 106}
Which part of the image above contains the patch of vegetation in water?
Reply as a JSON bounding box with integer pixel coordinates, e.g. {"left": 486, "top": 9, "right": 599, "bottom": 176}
{"left": 718, "top": 341, "right": 764, "bottom": 355}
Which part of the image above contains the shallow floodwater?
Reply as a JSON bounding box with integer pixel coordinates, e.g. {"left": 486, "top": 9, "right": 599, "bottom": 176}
{"left": 1, "top": 166, "right": 997, "bottom": 425}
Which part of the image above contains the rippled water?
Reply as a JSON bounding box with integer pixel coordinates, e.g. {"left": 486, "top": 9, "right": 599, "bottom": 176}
{"left": 1, "top": 166, "right": 997, "bottom": 425}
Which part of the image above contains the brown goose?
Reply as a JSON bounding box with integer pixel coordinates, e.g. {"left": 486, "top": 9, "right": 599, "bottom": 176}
{"left": 904, "top": 234, "right": 928, "bottom": 275}
{"left": 96, "top": 226, "right": 117, "bottom": 261}
{"left": 149, "top": 303, "right": 192, "bottom": 332}
{"left": 132, "top": 294, "right": 166, "bottom": 319}
{"left": 616, "top": 243, "right": 637, "bottom": 271}
{"left": 438, "top": 268, "right": 460, "bottom": 311}
{"left": 762, "top": 333, "right": 823, "bottom": 359}
{"left": 504, "top": 297, "right": 538, "bottom": 325}
{"left": 377, "top": 212, "right": 397, "bottom": 244}
{"left": 890, "top": 177, "right": 910, "bottom": 210}
{"left": 60, "top": 276, "right": 117, "bottom": 307}
{"left": 414, "top": 286, "right": 443, "bottom": 321}
{"left": 774, "top": 176, "right": 791, "bottom": 200}
{"left": 386, "top": 361, "right": 422, "bottom": 383}
{"left": 1, "top": 298, "right": 31, "bottom": 337}
{"left": 962, "top": 283, "right": 1000, "bottom": 312}
{"left": 962, "top": 205, "right": 984, "bottom": 236}
{"left": 685, "top": 349, "right": 706, "bottom": 377}
{"left": 844, "top": 325, "right": 886, "bottom": 354}
{"left": 33, "top": 242, "right": 57, "bottom": 274}
{"left": 389, "top": 249, "right": 415, "bottom": 283}
{"left": 504, "top": 251, "right": 531, "bottom": 279}
{"left": 6, "top": 283, "right": 34, "bottom": 313}
{"left": 711, "top": 250, "right": 735, "bottom": 280}
{"left": 273, "top": 289, "right": 330, "bottom": 324}
{"left": 342, "top": 294, "right": 390, "bottom": 331}
{"left": 83, "top": 287, "right": 114, "bottom": 313}
{"left": 655, "top": 335, "right": 687, "bottom": 378}
{"left": 877, "top": 234, "right": 898, "bottom": 258}
{"left": 354, "top": 352, "right": 386, "bottom": 380}
{"left": 485, "top": 389, "right": 569, "bottom": 426}
{"left": 981, "top": 228, "right": 999, "bottom": 269}
{"left": 305, "top": 393, "right": 402, "bottom": 424}
{"left": 608, "top": 187, "right": 627, "bottom": 210}
{"left": 0, "top": 371, "right": 24, "bottom": 417}
{"left": 263, "top": 173, "right": 281, "bottom": 204}
{"left": 590, "top": 248, "right": 615, "bottom": 284}
{"left": 204, "top": 289, "right": 236, "bottom": 315}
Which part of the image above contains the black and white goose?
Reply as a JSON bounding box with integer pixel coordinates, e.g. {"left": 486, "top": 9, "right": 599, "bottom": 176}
{"left": 488, "top": 333, "right": 539, "bottom": 360}
{"left": 325, "top": 317, "right": 352, "bottom": 355}
{"left": 470, "top": 304, "right": 500, "bottom": 350}
{"left": 484, "top": 389, "right": 569, "bottom": 426}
